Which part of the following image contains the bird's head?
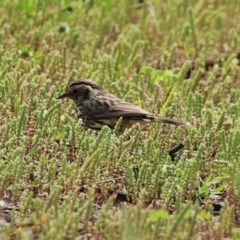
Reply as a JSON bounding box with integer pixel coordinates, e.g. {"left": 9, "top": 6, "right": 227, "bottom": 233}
{"left": 57, "top": 79, "right": 102, "bottom": 104}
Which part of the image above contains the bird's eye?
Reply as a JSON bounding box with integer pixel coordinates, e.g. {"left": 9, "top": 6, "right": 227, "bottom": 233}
{"left": 72, "top": 89, "right": 78, "bottom": 94}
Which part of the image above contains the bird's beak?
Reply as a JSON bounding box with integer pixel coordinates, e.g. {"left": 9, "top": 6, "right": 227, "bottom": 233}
{"left": 57, "top": 93, "right": 67, "bottom": 99}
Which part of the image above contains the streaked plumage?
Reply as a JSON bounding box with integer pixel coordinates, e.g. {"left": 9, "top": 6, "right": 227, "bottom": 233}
{"left": 58, "top": 79, "right": 190, "bottom": 132}
{"left": 0, "top": 198, "right": 13, "bottom": 227}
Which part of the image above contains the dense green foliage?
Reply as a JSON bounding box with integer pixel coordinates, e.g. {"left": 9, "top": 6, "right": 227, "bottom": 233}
{"left": 0, "top": 0, "right": 240, "bottom": 239}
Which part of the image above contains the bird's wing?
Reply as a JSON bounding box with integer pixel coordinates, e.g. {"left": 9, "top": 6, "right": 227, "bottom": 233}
{"left": 84, "top": 94, "right": 190, "bottom": 126}
{"left": 89, "top": 95, "right": 155, "bottom": 120}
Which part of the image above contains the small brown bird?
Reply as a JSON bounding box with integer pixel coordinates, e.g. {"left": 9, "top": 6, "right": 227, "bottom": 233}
{"left": 57, "top": 79, "right": 190, "bottom": 132}
{"left": 0, "top": 198, "right": 13, "bottom": 227}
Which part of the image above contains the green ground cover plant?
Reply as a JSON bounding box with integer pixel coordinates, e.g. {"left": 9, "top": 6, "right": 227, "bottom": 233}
{"left": 0, "top": 0, "right": 240, "bottom": 239}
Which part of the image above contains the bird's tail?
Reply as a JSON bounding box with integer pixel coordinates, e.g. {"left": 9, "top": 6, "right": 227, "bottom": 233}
{"left": 155, "top": 117, "right": 190, "bottom": 126}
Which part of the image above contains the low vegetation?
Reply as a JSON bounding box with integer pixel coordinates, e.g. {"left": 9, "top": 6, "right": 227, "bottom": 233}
{"left": 0, "top": 0, "right": 240, "bottom": 239}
